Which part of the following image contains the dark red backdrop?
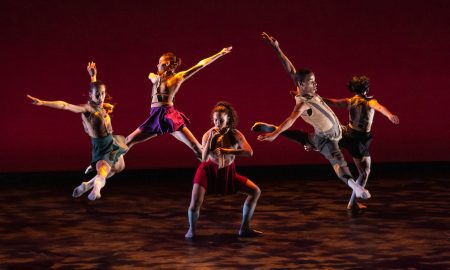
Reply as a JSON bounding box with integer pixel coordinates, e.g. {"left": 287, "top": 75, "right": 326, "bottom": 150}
{"left": 2, "top": 0, "right": 449, "bottom": 172}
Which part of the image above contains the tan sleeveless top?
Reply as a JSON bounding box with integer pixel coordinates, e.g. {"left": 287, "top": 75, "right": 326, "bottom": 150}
{"left": 298, "top": 94, "right": 342, "bottom": 140}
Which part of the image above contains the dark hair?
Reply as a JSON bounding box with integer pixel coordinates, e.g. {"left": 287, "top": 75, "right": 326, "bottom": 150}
{"left": 295, "top": 68, "right": 313, "bottom": 83}
{"left": 161, "top": 52, "right": 182, "bottom": 69}
{"left": 89, "top": 81, "right": 106, "bottom": 93}
{"left": 89, "top": 81, "right": 114, "bottom": 113}
{"left": 211, "top": 101, "right": 238, "bottom": 129}
{"left": 347, "top": 75, "right": 370, "bottom": 94}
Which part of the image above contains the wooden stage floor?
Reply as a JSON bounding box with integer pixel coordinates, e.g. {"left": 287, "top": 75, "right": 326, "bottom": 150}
{"left": 1, "top": 163, "right": 449, "bottom": 269}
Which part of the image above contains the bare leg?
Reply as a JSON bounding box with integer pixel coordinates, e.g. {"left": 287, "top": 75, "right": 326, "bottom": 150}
{"left": 185, "top": 183, "right": 206, "bottom": 239}
{"left": 171, "top": 127, "right": 202, "bottom": 161}
{"left": 252, "top": 122, "right": 314, "bottom": 151}
{"left": 87, "top": 160, "right": 111, "bottom": 201}
{"left": 73, "top": 160, "right": 111, "bottom": 199}
{"left": 348, "top": 156, "right": 371, "bottom": 209}
{"left": 126, "top": 128, "right": 158, "bottom": 149}
{"left": 83, "top": 153, "right": 125, "bottom": 178}
{"left": 107, "top": 155, "right": 125, "bottom": 179}
{"left": 238, "top": 179, "right": 262, "bottom": 237}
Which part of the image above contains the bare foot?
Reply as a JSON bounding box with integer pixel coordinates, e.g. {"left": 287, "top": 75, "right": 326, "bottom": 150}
{"left": 72, "top": 181, "right": 93, "bottom": 198}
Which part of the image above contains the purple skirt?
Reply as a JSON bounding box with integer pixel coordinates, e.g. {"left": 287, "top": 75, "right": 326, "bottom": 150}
{"left": 138, "top": 106, "right": 190, "bottom": 135}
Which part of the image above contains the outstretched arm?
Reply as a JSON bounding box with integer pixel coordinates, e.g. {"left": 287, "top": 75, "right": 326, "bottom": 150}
{"left": 262, "top": 32, "right": 297, "bottom": 82}
{"left": 323, "top": 97, "right": 350, "bottom": 109}
{"left": 368, "top": 99, "right": 400, "bottom": 124}
{"left": 87, "top": 61, "right": 97, "bottom": 83}
{"left": 215, "top": 130, "right": 253, "bottom": 157}
{"left": 257, "top": 102, "right": 308, "bottom": 142}
{"left": 177, "top": 47, "right": 232, "bottom": 81}
{"left": 27, "top": 95, "right": 87, "bottom": 113}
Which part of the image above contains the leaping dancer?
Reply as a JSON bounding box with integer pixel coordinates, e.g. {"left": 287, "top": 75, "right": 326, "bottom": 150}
{"left": 125, "top": 47, "right": 233, "bottom": 159}
{"left": 27, "top": 62, "right": 127, "bottom": 200}
{"left": 252, "top": 32, "right": 371, "bottom": 200}
{"left": 324, "top": 75, "right": 399, "bottom": 209}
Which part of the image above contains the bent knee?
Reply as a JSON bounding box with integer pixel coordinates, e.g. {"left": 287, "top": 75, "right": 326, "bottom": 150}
{"left": 96, "top": 161, "right": 111, "bottom": 176}
{"left": 247, "top": 185, "right": 261, "bottom": 200}
{"left": 254, "top": 187, "right": 261, "bottom": 198}
{"left": 116, "top": 165, "right": 125, "bottom": 173}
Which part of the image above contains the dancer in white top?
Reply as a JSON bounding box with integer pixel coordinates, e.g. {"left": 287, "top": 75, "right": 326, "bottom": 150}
{"left": 252, "top": 32, "right": 370, "bottom": 200}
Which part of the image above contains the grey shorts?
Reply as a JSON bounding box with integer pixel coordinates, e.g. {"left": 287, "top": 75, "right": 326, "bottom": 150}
{"left": 281, "top": 130, "right": 347, "bottom": 166}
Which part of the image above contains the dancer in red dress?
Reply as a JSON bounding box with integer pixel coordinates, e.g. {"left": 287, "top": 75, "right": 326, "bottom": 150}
{"left": 185, "top": 102, "right": 261, "bottom": 239}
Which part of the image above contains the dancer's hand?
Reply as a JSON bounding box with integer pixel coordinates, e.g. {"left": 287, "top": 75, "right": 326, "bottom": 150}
{"left": 214, "top": 147, "right": 229, "bottom": 156}
{"left": 220, "top": 46, "right": 232, "bottom": 55}
{"left": 261, "top": 32, "right": 279, "bottom": 48}
{"left": 27, "top": 94, "right": 44, "bottom": 105}
{"left": 304, "top": 144, "right": 315, "bottom": 152}
{"left": 389, "top": 114, "right": 400, "bottom": 124}
{"left": 257, "top": 132, "right": 277, "bottom": 142}
{"left": 87, "top": 61, "right": 97, "bottom": 78}
{"left": 209, "top": 128, "right": 220, "bottom": 138}
{"left": 206, "top": 128, "right": 219, "bottom": 150}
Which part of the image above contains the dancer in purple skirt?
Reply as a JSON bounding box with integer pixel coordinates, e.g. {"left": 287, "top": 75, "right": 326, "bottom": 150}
{"left": 126, "top": 47, "right": 232, "bottom": 160}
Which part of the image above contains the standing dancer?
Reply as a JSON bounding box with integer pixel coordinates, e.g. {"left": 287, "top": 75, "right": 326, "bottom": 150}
{"left": 27, "top": 62, "right": 127, "bottom": 200}
{"left": 324, "top": 75, "right": 399, "bottom": 209}
{"left": 126, "top": 47, "right": 232, "bottom": 160}
{"left": 252, "top": 32, "right": 370, "bottom": 199}
{"left": 185, "top": 102, "right": 261, "bottom": 239}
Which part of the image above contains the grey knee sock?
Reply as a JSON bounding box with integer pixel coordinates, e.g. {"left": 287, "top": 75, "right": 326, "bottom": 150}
{"left": 188, "top": 209, "right": 199, "bottom": 231}
{"left": 241, "top": 202, "right": 256, "bottom": 230}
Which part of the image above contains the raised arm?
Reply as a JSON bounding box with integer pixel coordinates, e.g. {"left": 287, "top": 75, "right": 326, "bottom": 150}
{"left": 323, "top": 97, "right": 350, "bottom": 109}
{"left": 27, "top": 95, "right": 88, "bottom": 113}
{"left": 262, "top": 32, "right": 297, "bottom": 82}
{"left": 368, "top": 99, "right": 400, "bottom": 124}
{"left": 177, "top": 47, "right": 232, "bottom": 81}
{"left": 87, "top": 61, "right": 97, "bottom": 83}
{"left": 215, "top": 130, "right": 253, "bottom": 157}
{"left": 257, "top": 102, "right": 308, "bottom": 142}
